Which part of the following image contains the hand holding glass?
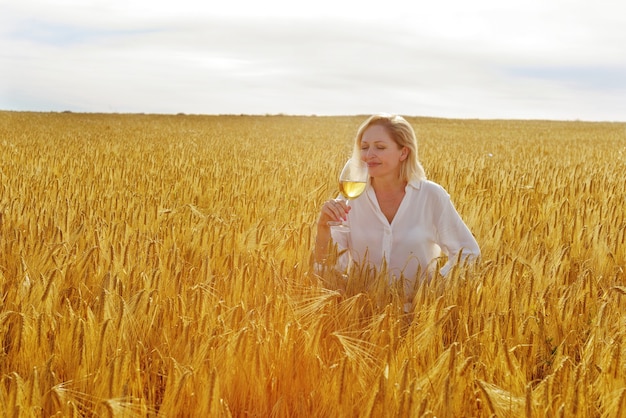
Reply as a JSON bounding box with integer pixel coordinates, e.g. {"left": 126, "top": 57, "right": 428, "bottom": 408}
{"left": 328, "top": 158, "right": 368, "bottom": 227}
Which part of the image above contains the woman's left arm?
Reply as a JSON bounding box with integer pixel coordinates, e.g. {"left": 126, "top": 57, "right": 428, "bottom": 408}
{"left": 436, "top": 195, "right": 481, "bottom": 277}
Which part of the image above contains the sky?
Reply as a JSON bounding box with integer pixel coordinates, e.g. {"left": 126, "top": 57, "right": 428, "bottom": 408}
{"left": 1, "top": 0, "right": 625, "bottom": 121}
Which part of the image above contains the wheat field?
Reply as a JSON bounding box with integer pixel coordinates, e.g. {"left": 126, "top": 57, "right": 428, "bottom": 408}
{"left": 0, "top": 111, "right": 625, "bottom": 417}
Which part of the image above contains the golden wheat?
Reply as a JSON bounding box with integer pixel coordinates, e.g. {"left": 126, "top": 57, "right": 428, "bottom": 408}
{"left": 0, "top": 111, "right": 625, "bottom": 416}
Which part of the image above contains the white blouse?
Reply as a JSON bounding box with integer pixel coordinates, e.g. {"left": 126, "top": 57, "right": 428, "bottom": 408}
{"left": 330, "top": 179, "right": 480, "bottom": 285}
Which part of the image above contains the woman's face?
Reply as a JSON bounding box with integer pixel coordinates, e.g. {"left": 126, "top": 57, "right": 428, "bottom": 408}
{"left": 360, "top": 124, "right": 407, "bottom": 180}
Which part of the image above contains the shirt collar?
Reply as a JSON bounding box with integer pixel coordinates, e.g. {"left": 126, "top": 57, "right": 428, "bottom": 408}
{"left": 366, "top": 178, "right": 423, "bottom": 190}
{"left": 407, "top": 179, "right": 423, "bottom": 190}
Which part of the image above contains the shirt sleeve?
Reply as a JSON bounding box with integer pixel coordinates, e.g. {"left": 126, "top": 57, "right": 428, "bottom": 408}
{"left": 435, "top": 192, "right": 481, "bottom": 277}
{"left": 330, "top": 226, "right": 351, "bottom": 273}
{"left": 313, "top": 225, "right": 350, "bottom": 276}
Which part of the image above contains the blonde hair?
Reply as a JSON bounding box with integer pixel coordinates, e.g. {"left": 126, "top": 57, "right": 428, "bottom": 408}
{"left": 353, "top": 113, "right": 426, "bottom": 182}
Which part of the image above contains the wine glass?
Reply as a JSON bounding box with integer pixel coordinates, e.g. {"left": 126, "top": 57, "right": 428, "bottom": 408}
{"left": 328, "top": 157, "right": 369, "bottom": 227}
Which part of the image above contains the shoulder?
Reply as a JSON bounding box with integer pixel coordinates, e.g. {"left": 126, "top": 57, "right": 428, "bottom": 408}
{"left": 409, "top": 179, "right": 450, "bottom": 198}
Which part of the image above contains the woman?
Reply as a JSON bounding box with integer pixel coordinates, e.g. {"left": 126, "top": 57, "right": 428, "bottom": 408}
{"left": 315, "top": 113, "right": 480, "bottom": 299}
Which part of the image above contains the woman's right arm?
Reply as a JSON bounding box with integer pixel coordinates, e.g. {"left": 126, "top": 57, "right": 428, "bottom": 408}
{"left": 314, "top": 223, "right": 332, "bottom": 263}
{"left": 314, "top": 199, "right": 350, "bottom": 263}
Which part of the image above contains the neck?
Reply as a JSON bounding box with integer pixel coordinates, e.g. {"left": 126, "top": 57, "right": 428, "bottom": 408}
{"left": 371, "top": 176, "right": 406, "bottom": 194}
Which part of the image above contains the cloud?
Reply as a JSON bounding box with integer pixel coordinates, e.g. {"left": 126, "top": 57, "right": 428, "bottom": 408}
{"left": 506, "top": 66, "right": 626, "bottom": 91}
{"left": 1, "top": 0, "right": 625, "bottom": 120}
{"left": 6, "top": 19, "right": 161, "bottom": 47}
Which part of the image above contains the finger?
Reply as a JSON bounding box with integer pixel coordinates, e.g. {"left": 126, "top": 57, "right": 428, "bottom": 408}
{"left": 321, "top": 200, "right": 339, "bottom": 221}
{"left": 329, "top": 200, "right": 346, "bottom": 221}
{"left": 334, "top": 199, "right": 350, "bottom": 212}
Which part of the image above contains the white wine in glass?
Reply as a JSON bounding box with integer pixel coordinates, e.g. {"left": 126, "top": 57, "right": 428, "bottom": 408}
{"left": 339, "top": 180, "right": 367, "bottom": 199}
{"left": 328, "top": 158, "right": 369, "bottom": 227}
